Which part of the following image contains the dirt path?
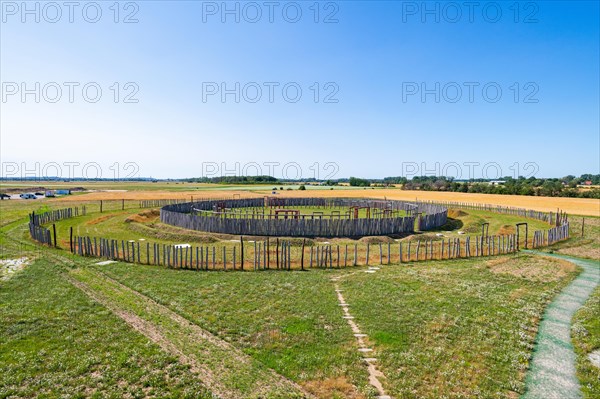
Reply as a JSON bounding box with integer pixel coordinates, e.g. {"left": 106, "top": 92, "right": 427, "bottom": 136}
{"left": 67, "top": 265, "right": 311, "bottom": 399}
{"left": 522, "top": 252, "right": 600, "bottom": 399}
{"left": 331, "top": 272, "right": 391, "bottom": 399}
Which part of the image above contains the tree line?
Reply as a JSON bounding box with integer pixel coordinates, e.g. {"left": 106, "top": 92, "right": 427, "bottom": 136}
{"left": 349, "top": 175, "right": 600, "bottom": 199}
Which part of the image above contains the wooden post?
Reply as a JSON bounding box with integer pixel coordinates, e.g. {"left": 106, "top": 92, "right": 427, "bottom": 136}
{"left": 69, "top": 227, "right": 73, "bottom": 253}
{"left": 240, "top": 236, "right": 244, "bottom": 270}
{"left": 52, "top": 224, "right": 57, "bottom": 247}
{"left": 344, "top": 244, "right": 348, "bottom": 267}
{"left": 212, "top": 246, "right": 216, "bottom": 269}
{"left": 100, "top": 200, "right": 103, "bottom": 213}
{"left": 266, "top": 237, "right": 270, "bottom": 269}
{"left": 122, "top": 199, "right": 125, "bottom": 210}
{"left": 399, "top": 242, "right": 403, "bottom": 263}
{"left": 582, "top": 217, "right": 585, "bottom": 237}
{"left": 301, "top": 239, "right": 305, "bottom": 270}
{"left": 276, "top": 238, "right": 280, "bottom": 269}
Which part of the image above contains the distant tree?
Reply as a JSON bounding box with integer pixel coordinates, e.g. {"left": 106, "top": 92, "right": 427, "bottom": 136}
{"left": 349, "top": 177, "right": 371, "bottom": 187}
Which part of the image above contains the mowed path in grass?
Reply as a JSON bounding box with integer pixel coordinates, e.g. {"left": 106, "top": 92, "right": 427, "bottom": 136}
{"left": 0, "top": 257, "right": 214, "bottom": 398}
{"left": 67, "top": 264, "right": 312, "bottom": 399}
{"left": 522, "top": 253, "right": 600, "bottom": 399}
{"left": 96, "top": 262, "right": 374, "bottom": 398}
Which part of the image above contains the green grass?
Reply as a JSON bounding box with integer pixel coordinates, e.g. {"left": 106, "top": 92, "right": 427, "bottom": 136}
{"left": 93, "top": 253, "right": 580, "bottom": 398}
{"left": 336, "top": 254, "right": 579, "bottom": 398}
{"left": 0, "top": 256, "right": 213, "bottom": 398}
{"left": 195, "top": 206, "right": 407, "bottom": 219}
{"left": 544, "top": 215, "right": 600, "bottom": 259}
{"left": 451, "top": 209, "right": 550, "bottom": 236}
{"left": 2, "top": 192, "right": 597, "bottom": 398}
{"left": 572, "top": 285, "right": 600, "bottom": 398}
{"left": 96, "top": 263, "right": 374, "bottom": 397}
{"left": 70, "top": 266, "right": 307, "bottom": 398}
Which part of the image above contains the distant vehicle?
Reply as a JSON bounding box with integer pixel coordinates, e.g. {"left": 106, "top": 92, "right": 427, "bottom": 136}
{"left": 55, "top": 189, "right": 71, "bottom": 195}
{"left": 45, "top": 190, "right": 56, "bottom": 197}
{"left": 0, "top": 193, "right": 10, "bottom": 200}
{"left": 34, "top": 192, "right": 44, "bottom": 196}
{"left": 19, "top": 193, "right": 37, "bottom": 199}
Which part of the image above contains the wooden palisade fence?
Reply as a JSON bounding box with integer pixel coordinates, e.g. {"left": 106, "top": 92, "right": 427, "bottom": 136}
{"left": 29, "top": 198, "right": 570, "bottom": 270}
{"left": 69, "top": 220, "right": 569, "bottom": 271}
{"left": 161, "top": 198, "right": 448, "bottom": 237}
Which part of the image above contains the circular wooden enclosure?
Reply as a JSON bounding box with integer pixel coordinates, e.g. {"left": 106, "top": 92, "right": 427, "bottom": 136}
{"left": 160, "top": 197, "right": 448, "bottom": 237}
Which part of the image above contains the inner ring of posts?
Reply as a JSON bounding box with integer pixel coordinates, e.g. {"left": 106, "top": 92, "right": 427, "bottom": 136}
{"left": 160, "top": 197, "right": 449, "bottom": 237}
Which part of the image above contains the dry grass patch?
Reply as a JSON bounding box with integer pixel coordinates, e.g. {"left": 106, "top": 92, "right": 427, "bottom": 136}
{"left": 302, "top": 376, "right": 365, "bottom": 399}
{"left": 358, "top": 236, "right": 395, "bottom": 244}
{"left": 127, "top": 222, "right": 220, "bottom": 243}
{"left": 448, "top": 209, "right": 468, "bottom": 218}
{"left": 557, "top": 244, "right": 600, "bottom": 260}
{"left": 485, "top": 255, "right": 576, "bottom": 282}
{"left": 86, "top": 214, "right": 121, "bottom": 225}
{"left": 499, "top": 224, "right": 516, "bottom": 235}
{"left": 125, "top": 209, "right": 160, "bottom": 223}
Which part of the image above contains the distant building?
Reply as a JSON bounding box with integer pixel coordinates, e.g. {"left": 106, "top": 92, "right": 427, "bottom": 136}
{"left": 489, "top": 180, "right": 506, "bottom": 186}
{"left": 584, "top": 180, "right": 593, "bottom": 186}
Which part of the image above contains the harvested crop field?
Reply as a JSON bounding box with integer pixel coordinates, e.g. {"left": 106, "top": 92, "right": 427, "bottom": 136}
{"left": 54, "top": 188, "right": 600, "bottom": 216}
{"left": 267, "top": 189, "right": 600, "bottom": 217}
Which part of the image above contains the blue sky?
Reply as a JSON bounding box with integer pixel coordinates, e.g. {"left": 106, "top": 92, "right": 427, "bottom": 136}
{"left": 1, "top": 0, "right": 598, "bottom": 180}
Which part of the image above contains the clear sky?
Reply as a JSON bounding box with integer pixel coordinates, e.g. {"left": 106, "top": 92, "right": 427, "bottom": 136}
{"left": 1, "top": 0, "right": 598, "bottom": 180}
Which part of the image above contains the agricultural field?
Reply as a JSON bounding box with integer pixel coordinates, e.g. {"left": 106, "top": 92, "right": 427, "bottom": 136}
{"left": 3, "top": 180, "right": 599, "bottom": 216}
{"left": 1, "top": 187, "right": 599, "bottom": 398}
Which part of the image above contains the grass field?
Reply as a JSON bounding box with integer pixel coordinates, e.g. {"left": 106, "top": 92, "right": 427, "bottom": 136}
{"left": 572, "top": 286, "right": 600, "bottom": 398}
{"left": 1, "top": 185, "right": 599, "bottom": 398}
{"left": 543, "top": 215, "right": 600, "bottom": 260}
{"left": 0, "top": 257, "right": 214, "bottom": 398}
{"left": 192, "top": 205, "right": 404, "bottom": 219}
